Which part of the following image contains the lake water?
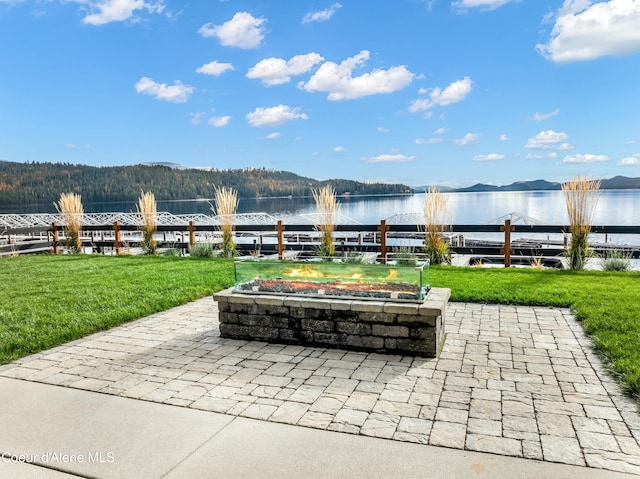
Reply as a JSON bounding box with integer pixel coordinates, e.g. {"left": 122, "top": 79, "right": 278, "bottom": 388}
{"left": 5, "top": 190, "right": 639, "bottom": 267}
{"left": 5, "top": 189, "right": 639, "bottom": 246}
{"left": 5, "top": 189, "right": 640, "bottom": 226}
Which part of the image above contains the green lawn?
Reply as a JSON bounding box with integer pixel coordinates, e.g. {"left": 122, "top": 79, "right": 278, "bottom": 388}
{"left": 0, "top": 255, "right": 234, "bottom": 364}
{"left": 1, "top": 255, "right": 639, "bottom": 402}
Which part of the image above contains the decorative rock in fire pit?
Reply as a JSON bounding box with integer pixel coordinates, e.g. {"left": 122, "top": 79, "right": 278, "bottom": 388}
{"left": 237, "top": 277, "right": 422, "bottom": 301}
{"left": 214, "top": 260, "right": 449, "bottom": 356}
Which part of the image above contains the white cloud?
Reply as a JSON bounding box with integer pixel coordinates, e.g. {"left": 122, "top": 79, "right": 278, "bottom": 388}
{"left": 532, "top": 108, "right": 560, "bottom": 121}
{"left": 500, "top": 134, "right": 509, "bottom": 141}
{"left": 65, "top": 143, "right": 91, "bottom": 149}
{"left": 525, "top": 130, "right": 569, "bottom": 149}
{"left": 558, "top": 142, "right": 574, "bottom": 150}
{"left": 76, "top": 0, "right": 165, "bottom": 26}
{"left": 454, "top": 132, "right": 481, "bottom": 146}
{"left": 299, "top": 50, "right": 414, "bottom": 100}
{"left": 537, "top": 0, "right": 640, "bottom": 62}
{"left": 434, "top": 127, "right": 449, "bottom": 135}
{"left": 265, "top": 132, "right": 280, "bottom": 139}
{"left": 415, "top": 137, "right": 443, "bottom": 145}
{"left": 627, "top": 139, "right": 638, "bottom": 145}
{"left": 361, "top": 154, "right": 416, "bottom": 163}
{"left": 208, "top": 116, "right": 231, "bottom": 127}
{"left": 247, "top": 53, "right": 324, "bottom": 86}
{"left": 377, "top": 127, "right": 390, "bottom": 133}
{"left": 246, "top": 105, "right": 308, "bottom": 127}
{"left": 618, "top": 156, "right": 640, "bottom": 165}
{"left": 408, "top": 77, "right": 472, "bottom": 112}
{"left": 334, "top": 146, "right": 347, "bottom": 152}
{"left": 189, "top": 112, "right": 203, "bottom": 125}
{"left": 135, "top": 76, "right": 193, "bottom": 103}
{"left": 196, "top": 61, "right": 235, "bottom": 77}
{"left": 526, "top": 152, "right": 558, "bottom": 159}
{"left": 302, "top": 3, "right": 342, "bottom": 23}
{"left": 452, "top": 0, "right": 518, "bottom": 12}
{"left": 473, "top": 153, "right": 505, "bottom": 161}
{"left": 562, "top": 153, "right": 610, "bottom": 164}
{"left": 199, "top": 12, "right": 266, "bottom": 49}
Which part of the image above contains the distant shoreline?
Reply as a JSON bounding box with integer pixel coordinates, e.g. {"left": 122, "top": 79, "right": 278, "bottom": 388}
{"left": 418, "top": 175, "right": 640, "bottom": 193}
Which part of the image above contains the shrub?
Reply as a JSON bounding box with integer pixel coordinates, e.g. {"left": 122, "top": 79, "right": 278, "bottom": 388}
{"left": 530, "top": 256, "right": 544, "bottom": 270}
{"left": 600, "top": 249, "right": 632, "bottom": 272}
{"left": 393, "top": 246, "right": 418, "bottom": 266}
{"left": 189, "top": 243, "right": 216, "bottom": 258}
{"left": 343, "top": 251, "right": 363, "bottom": 264}
{"left": 163, "top": 247, "right": 180, "bottom": 257}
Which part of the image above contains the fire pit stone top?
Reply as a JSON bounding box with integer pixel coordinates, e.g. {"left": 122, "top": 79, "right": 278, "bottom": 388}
{"left": 214, "top": 287, "right": 450, "bottom": 317}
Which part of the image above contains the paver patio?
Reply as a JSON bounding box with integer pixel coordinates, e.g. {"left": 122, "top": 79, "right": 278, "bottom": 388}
{"left": 2, "top": 298, "right": 640, "bottom": 475}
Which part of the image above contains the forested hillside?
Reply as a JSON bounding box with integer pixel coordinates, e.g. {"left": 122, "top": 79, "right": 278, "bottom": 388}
{"left": 0, "top": 160, "right": 413, "bottom": 206}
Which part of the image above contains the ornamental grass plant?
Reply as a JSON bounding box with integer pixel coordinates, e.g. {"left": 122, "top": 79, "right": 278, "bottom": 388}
{"left": 393, "top": 246, "right": 419, "bottom": 266}
{"left": 312, "top": 185, "right": 339, "bottom": 258}
{"left": 562, "top": 176, "right": 601, "bottom": 270}
{"left": 54, "top": 192, "right": 83, "bottom": 253}
{"left": 137, "top": 191, "right": 157, "bottom": 255}
{"left": 600, "top": 249, "right": 633, "bottom": 272}
{"left": 212, "top": 186, "right": 238, "bottom": 258}
{"left": 422, "top": 187, "right": 451, "bottom": 265}
{"left": 189, "top": 242, "right": 216, "bottom": 258}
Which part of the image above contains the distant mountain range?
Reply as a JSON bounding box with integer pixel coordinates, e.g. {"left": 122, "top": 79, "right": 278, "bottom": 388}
{"left": 417, "top": 176, "right": 640, "bottom": 193}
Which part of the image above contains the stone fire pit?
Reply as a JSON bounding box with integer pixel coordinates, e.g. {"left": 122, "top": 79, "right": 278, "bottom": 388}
{"left": 213, "top": 285, "right": 449, "bottom": 357}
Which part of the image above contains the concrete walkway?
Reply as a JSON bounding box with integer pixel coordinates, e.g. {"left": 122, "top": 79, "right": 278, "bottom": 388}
{"left": 2, "top": 298, "right": 640, "bottom": 477}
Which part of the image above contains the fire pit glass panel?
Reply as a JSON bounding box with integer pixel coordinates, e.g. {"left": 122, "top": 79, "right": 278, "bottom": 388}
{"left": 233, "top": 259, "right": 429, "bottom": 302}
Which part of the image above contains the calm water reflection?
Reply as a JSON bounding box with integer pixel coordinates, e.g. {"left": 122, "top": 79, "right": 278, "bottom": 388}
{"left": 4, "top": 190, "right": 640, "bottom": 226}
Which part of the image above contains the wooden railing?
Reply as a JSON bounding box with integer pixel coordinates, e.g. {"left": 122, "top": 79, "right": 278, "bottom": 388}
{"left": 2, "top": 220, "right": 640, "bottom": 266}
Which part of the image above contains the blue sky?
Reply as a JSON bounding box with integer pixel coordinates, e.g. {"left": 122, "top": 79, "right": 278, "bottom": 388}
{"left": 1, "top": 0, "right": 639, "bottom": 188}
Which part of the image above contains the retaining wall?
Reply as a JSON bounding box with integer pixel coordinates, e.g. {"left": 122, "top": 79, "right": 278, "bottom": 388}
{"left": 213, "top": 287, "right": 450, "bottom": 357}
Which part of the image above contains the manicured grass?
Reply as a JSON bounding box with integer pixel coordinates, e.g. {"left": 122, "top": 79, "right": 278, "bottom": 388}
{"left": 0, "top": 255, "right": 234, "bottom": 365}
{"left": 1, "top": 255, "right": 639, "bottom": 402}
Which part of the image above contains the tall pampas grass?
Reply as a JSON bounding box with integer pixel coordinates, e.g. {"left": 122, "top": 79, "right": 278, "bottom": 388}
{"left": 562, "top": 175, "right": 601, "bottom": 270}
{"left": 54, "top": 192, "right": 83, "bottom": 253}
{"left": 137, "top": 191, "right": 157, "bottom": 255}
{"left": 313, "top": 185, "right": 339, "bottom": 258}
{"left": 212, "top": 186, "right": 238, "bottom": 258}
{"left": 422, "top": 187, "right": 451, "bottom": 265}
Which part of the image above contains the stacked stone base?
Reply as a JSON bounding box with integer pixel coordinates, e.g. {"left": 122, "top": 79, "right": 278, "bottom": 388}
{"left": 213, "top": 287, "right": 450, "bottom": 357}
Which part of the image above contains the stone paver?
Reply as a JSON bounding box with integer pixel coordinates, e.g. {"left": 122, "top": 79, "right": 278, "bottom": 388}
{"left": 2, "top": 299, "right": 640, "bottom": 475}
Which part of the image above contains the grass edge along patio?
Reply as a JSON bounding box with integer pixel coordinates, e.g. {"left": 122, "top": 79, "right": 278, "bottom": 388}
{"left": 1, "top": 254, "right": 640, "bottom": 408}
